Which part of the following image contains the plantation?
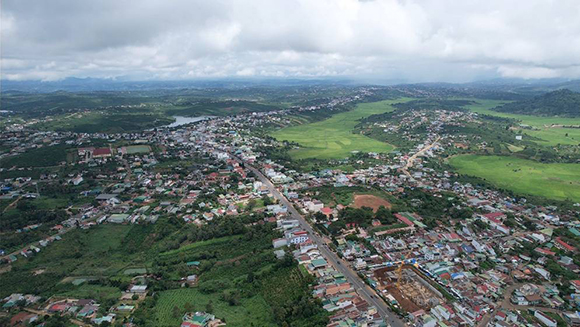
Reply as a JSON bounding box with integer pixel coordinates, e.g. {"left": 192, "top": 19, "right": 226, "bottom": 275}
{"left": 150, "top": 228, "right": 327, "bottom": 327}
{"left": 155, "top": 289, "right": 274, "bottom": 326}
{"left": 0, "top": 144, "right": 72, "bottom": 168}
{"left": 36, "top": 111, "right": 174, "bottom": 133}
{"left": 449, "top": 155, "right": 580, "bottom": 202}
{"left": 271, "top": 99, "right": 410, "bottom": 159}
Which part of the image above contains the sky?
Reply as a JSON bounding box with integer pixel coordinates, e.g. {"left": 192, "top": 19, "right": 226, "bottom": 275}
{"left": 2, "top": 0, "right": 580, "bottom": 83}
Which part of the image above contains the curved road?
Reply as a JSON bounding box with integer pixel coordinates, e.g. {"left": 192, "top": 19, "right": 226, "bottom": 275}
{"left": 243, "top": 160, "right": 406, "bottom": 327}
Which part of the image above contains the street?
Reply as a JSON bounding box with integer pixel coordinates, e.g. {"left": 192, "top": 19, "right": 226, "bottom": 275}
{"left": 244, "top": 162, "right": 406, "bottom": 327}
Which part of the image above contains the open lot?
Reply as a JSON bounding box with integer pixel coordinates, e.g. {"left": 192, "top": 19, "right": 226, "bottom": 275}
{"left": 271, "top": 99, "right": 410, "bottom": 159}
{"left": 449, "top": 155, "right": 580, "bottom": 202}
{"left": 466, "top": 100, "right": 580, "bottom": 146}
{"left": 351, "top": 194, "right": 391, "bottom": 212}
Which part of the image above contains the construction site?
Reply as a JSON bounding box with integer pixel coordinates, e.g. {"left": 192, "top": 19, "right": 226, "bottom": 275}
{"left": 373, "top": 263, "right": 444, "bottom": 313}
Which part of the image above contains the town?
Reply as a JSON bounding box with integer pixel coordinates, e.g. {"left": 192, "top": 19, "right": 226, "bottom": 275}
{"left": 2, "top": 85, "right": 580, "bottom": 327}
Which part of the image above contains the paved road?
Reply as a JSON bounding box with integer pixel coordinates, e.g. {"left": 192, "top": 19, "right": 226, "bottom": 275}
{"left": 243, "top": 161, "right": 406, "bottom": 327}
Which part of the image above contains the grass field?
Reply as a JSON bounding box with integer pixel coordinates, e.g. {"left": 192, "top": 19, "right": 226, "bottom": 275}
{"left": 123, "top": 145, "right": 151, "bottom": 154}
{"left": 465, "top": 100, "right": 580, "bottom": 146}
{"left": 271, "top": 99, "right": 410, "bottom": 159}
{"left": 449, "top": 155, "right": 580, "bottom": 201}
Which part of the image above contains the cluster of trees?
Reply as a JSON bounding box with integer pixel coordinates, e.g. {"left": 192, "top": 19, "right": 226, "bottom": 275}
{"left": 0, "top": 200, "right": 67, "bottom": 242}
{"left": 494, "top": 89, "right": 580, "bottom": 117}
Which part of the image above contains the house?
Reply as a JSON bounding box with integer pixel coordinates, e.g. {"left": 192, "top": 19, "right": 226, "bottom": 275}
{"left": 555, "top": 237, "right": 576, "bottom": 252}
{"left": 71, "top": 176, "right": 84, "bottom": 185}
{"left": 320, "top": 207, "right": 333, "bottom": 218}
{"left": 272, "top": 238, "right": 287, "bottom": 248}
{"left": 534, "top": 310, "right": 557, "bottom": 327}
{"left": 93, "top": 147, "right": 112, "bottom": 158}
{"left": 481, "top": 213, "right": 510, "bottom": 234}
{"left": 563, "top": 312, "right": 580, "bottom": 326}
{"left": 308, "top": 200, "right": 324, "bottom": 212}
{"left": 128, "top": 285, "right": 147, "bottom": 294}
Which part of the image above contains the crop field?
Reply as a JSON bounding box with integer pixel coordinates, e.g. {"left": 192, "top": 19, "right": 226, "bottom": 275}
{"left": 449, "top": 155, "right": 580, "bottom": 201}
{"left": 465, "top": 100, "right": 580, "bottom": 146}
{"left": 271, "top": 99, "right": 411, "bottom": 159}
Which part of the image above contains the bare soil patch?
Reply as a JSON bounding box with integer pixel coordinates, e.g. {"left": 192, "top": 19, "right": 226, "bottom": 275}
{"left": 351, "top": 194, "right": 391, "bottom": 212}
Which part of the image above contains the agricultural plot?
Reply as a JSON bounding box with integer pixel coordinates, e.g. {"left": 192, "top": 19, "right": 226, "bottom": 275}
{"left": 154, "top": 289, "right": 275, "bottom": 327}
{"left": 466, "top": 100, "right": 580, "bottom": 146}
{"left": 152, "top": 233, "right": 326, "bottom": 327}
{"left": 0, "top": 144, "right": 72, "bottom": 168}
{"left": 271, "top": 99, "right": 411, "bottom": 159}
{"left": 35, "top": 111, "right": 174, "bottom": 133}
{"left": 449, "top": 155, "right": 580, "bottom": 202}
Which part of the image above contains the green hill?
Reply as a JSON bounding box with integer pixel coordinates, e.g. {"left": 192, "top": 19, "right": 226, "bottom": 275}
{"left": 493, "top": 89, "right": 580, "bottom": 117}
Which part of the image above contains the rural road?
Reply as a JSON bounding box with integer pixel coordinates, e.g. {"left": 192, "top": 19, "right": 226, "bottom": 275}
{"left": 241, "top": 159, "right": 406, "bottom": 327}
{"left": 402, "top": 136, "right": 441, "bottom": 177}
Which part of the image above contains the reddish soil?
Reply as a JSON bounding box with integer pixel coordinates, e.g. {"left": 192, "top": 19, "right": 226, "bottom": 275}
{"left": 351, "top": 194, "right": 391, "bottom": 212}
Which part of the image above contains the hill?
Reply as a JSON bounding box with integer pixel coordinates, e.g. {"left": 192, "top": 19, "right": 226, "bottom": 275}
{"left": 493, "top": 89, "right": 580, "bottom": 117}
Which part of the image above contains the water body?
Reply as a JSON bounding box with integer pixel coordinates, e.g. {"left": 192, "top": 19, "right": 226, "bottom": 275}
{"left": 165, "top": 116, "right": 213, "bottom": 128}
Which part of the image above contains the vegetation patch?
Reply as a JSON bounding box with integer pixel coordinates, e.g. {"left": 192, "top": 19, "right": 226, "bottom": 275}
{"left": 449, "top": 155, "right": 580, "bottom": 202}
{"left": 466, "top": 99, "right": 580, "bottom": 146}
{"left": 271, "top": 99, "right": 410, "bottom": 159}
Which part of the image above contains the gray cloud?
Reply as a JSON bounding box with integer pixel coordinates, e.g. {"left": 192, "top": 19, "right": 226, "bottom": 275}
{"left": 2, "top": 0, "right": 580, "bottom": 82}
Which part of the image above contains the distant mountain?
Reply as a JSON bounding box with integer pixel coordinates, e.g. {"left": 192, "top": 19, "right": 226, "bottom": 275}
{"left": 493, "top": 89, "right": 580, "bottom": 117}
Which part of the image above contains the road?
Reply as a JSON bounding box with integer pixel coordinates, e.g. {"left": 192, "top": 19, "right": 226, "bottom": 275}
{"left": 243, "top": 161, "right": 406, "bottom": 327}
{"left": 402, "top": 136, "right": 441, "bottom": 177}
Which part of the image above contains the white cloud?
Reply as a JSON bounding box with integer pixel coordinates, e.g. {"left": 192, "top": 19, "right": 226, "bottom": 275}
{"left": 2, "top": 0, "right": 580, "bottom": 82}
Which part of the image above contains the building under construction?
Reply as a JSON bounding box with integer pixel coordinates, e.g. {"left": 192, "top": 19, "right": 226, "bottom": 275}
{"left": 374, "top": 264, "right": 444, "bottom": 313}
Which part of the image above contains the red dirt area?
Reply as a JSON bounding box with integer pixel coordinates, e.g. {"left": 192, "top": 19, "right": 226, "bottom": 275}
{"left": 351, "top": 194, "right": 391, "bottom": 212}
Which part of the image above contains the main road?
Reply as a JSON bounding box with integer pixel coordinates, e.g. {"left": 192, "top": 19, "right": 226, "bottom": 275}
{"left": 241, "top": 160, "right": 406, "bottom": 327}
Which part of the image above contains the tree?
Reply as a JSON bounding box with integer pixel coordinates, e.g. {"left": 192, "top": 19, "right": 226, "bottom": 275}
{"left": 172, "top": 305, "right": 181, "bottom": 318}
{"left": 262, "top": 195, "right": 273, "bottom": 206}
{"left": 375, "top": 206, "right": 395, "bottom": 224}
{"left": 184, "top": 302, "right": 195, "bottom": 312}
{"left": 205, "top": 300, "right": 214, "bottom": 313}
{"left": 247, "top": 271, "right": 255, "bottom": 283}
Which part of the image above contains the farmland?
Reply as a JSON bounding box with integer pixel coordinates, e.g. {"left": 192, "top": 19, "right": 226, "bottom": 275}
{"left": 466, "top": 100, "right": 580, "bottom": 146}
{"left": 0, "top": 144, "right": 73, "bottom": 168}
{"left": 154, "top": 288, "right": 274, "bottom": 326}
{"left": 149, "top": 231, "right": 327, "bottom": 327}
{"left": 35, "top": 111, "right": 174, "bottom": 133}
{"left": 449, "top": 155, "right": 580, "bottom": 202}
{"left": 271, "top": 99, "right": 410, "bottom": 159}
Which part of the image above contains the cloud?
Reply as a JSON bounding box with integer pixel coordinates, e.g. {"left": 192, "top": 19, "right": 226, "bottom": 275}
{"left": 2, "top": 0, "right": 580, "bottom": 82}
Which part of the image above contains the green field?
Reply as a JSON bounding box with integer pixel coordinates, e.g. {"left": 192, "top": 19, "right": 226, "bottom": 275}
{"left": 466, "top": 100, "right": 580, "bottom": 146}
{"left": 123, "top": 145, "right": 151, "bottom": 154}
{"left": 449, "top": 155, "right": 580, "bottom": 201}
{"left": 272, "top": 99, "right": 409, "bottom": 159}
